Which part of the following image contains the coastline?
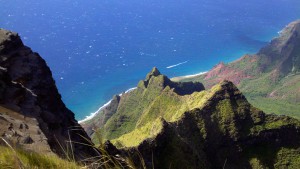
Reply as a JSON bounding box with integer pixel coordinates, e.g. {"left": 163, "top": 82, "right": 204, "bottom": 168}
{"left": 171, "top": 71, "right": 208, "bottom": 81}
{"left": 79, "top": 71, "right": 208, "bottom": 123}
{"left": 78, "top": 22, "right": 294, "bottom": 123}
{"left": 78, "top": 87, "right": 137, "bottom": 123}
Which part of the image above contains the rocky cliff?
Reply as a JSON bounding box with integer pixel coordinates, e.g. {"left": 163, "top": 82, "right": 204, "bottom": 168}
{"left": 0, "top": 29, "right": 98, "bottom": 160}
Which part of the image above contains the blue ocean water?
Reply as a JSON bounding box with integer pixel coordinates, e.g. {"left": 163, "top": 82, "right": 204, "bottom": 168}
{"left": 1, "top": 0, "right": 299, "bottom": 120}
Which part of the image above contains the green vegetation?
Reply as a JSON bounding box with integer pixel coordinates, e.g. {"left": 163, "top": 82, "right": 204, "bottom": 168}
{"left": 248, "top": 96, "right": 300, "bottom": 119}
{"left": 107, "top": 80, "right": 221, "bottom": 148}
{"left": 238, "top": 73, "right": 300, "bottom": 119}
{"left": 0, "top": 135, "right": 143, "bottom": 169}
{"left": 111, "top": 118, "right": 164, "bottom": 147}
{"left": 90, "top": 68, "right": 300, "bottom": 168}
{"left": 274, "top": 148, "right": 300, "bottom": 168}
{"left": 171, "top": 21, "right": 300, "bottom": 122}
{"left": 94, "top": 71, "right": 205, "bottom": 142}
{"left": 245, "top": 145, "right": 300, "bottom": 168}
{"left": 0, "top": 145, "right": 80, "bottom": 169}
{"left": 83, "top": 21, "right": 300, "bottom": 168}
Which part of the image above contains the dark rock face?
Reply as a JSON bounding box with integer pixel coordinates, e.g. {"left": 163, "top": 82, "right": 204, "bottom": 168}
{"left": 141, "top": 67, "right": 205, "bottom": 95}
{"left": 0, "top": 29, "right": 98, "bottom": 160}
{"left": 22, "top": 136, "right": 34, "bottom": 144}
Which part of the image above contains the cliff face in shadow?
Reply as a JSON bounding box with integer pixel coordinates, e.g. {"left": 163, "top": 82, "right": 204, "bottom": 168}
{"left": 0, "top": 29, "right": 98, "bottom": 160}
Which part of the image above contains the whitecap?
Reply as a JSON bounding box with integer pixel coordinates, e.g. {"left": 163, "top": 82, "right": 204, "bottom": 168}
{"left": 181, "top": 71, "right": 208, "bottom": 78}
{"left": 78, "top": 87, "right": 137, "bottom": 123}
{"left": 166, "top": 60, "right": 188, "bottom": 69}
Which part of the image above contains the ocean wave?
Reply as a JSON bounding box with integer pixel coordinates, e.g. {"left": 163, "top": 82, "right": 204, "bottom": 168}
{"left": 78, "top": 87, "right": 137, "bottom": 123}
{"left": 166, "top": 60, "right": 188, "bottom": 69}
{"left": 120, "top": 87, "right": 137, "bottom": 96}
{"left": 171, "top": 71, "right": 208, "bottom": 81}
{"left": 181, "top": 71, "right": 208, "bottom": 78}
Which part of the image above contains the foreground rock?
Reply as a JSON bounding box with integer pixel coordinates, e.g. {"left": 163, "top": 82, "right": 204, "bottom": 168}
{"left": 0, "top": 29, "right": 98, "bottom": 160}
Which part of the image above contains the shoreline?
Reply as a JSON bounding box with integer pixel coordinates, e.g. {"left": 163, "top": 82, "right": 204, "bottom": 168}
{"left": 171, "top": 71, "right": 208, "bottom": 81}
{"left": 78, "top": 87, "right": 137, "bottom": 123}
{"left": 79, "top": 71, "right": 208, "bottom": 123}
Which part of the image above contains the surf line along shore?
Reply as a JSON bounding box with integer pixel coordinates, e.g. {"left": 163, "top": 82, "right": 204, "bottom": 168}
{"left": 78, "top": 87, "right": 137, "bottom": 123}
{"left": 79, "top": 69, "right": 208, "bottom": 123}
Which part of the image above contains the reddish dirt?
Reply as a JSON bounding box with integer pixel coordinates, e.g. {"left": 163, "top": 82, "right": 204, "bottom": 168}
{"left": 203, "top": 61, "right": 253, "bottom": 88}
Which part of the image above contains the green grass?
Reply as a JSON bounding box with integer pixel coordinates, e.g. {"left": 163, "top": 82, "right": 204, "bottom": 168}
{"left": 0, "top": 135, "right": 144, "bottom": 169}
{"left": 250, "top": 114, "right": 300, "bottom": 135}
{"left": 239, "top": 72, "right": 276, "bottom": 97}
{"left": 101, "top": 75, "right": 168, "bottom": 140}
{"left": 177, "top": 68, "right": 300, "bottom": 120}
{"left": 111, "top": 118, "right": 164, "bottom": 148}
{"left": 0, "top": 145, "right": 81, "bottom": 169}
{"left": 0, "top": 129, "right": 142, "bottom": 169}
{"left": 247, "top": 96, "right": 300, "bottom": 119}
{"left": 274, "top": 148, "right": 300, "bottom": 168}
{"left": 97, "top": 74, "right": 208, "bottom": 141}
{"left": 109, "top": 83, "right": 230, "bottom": 148}
{"left": 245, "top": 145, "right": 300, "bottom": 169}
{"left": 173, "top": 43, "right": 300, "bottom": 121}
{"left": 101, "top": 77, "right": 300, "bottom": 168}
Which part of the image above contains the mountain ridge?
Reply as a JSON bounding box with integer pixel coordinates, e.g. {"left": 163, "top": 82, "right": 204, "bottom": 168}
{"left": 81, "top": 67, "right": 205, "bottom": 141}
{"left": 95, "top": 77, "right": 300, "bottom": 169}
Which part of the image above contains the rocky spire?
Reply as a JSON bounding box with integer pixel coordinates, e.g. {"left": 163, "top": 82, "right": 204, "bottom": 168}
{"left": 145, "top": 67, "right": 161, "bottom": 81}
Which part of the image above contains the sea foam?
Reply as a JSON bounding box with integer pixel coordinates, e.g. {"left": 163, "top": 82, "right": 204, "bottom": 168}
{"left": 78, "top": 87, "right": 137, "bottom": 123}
{"left": 171, "top": 71, "right": 208, "bottom": 79}
{"left": 166, "top": 60, "right": 188, "bottom": 69}
{"left": 181, "top": 71, "right": 208, "bottom": 78}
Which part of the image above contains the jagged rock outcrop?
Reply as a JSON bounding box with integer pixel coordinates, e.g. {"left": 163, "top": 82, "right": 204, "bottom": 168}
{"left": 0, "top": 29, "right": 98, "bottom": 160}
{"left": 140, "top": 67, "right": 204, "bottom": 95}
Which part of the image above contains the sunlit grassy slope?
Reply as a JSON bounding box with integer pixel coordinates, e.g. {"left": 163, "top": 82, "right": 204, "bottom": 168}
{"left": 93, "top": 68, "right": 204, "bottom": 142}
{"left": 0, "top": 145, "right": 80, "bottom": 169}
{"left": 107, "top": 80, "right": 300, "bottom": 169}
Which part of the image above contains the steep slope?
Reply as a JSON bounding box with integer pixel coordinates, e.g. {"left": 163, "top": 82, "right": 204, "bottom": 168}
{"left": 82, "top": 67, "right": 300, "bottom": 168}
{"left": 98, "top": 79, "right": 300, "bottom": 169}
{"left": 0, "top": 29, "right": 97, "bottom": 160}
{"left": 173, "top": 19, "right": 300, "bottom": 118}
{"left": 81, "top": 67, "right": 205, "bottom": 141}
{"left": 123, "top": 81, "right": 300, "bottom": 169}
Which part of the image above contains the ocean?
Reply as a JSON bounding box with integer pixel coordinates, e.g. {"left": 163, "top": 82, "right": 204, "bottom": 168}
{"left": 0, "top": 0, "right": 299, "bottom": 121}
